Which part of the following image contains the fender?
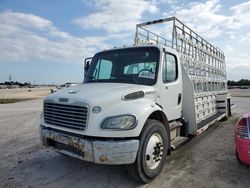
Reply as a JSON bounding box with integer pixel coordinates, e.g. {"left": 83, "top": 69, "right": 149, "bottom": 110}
{"left": 85, "top": 98, "right": 166, "bottom": 138}
{"left": 145, "top": 109, "right": 171, "bottom": 155}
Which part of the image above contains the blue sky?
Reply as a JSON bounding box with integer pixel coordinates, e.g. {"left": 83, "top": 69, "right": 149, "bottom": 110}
{"left": 0, "top": 0, "right": 250, "bottom": 84}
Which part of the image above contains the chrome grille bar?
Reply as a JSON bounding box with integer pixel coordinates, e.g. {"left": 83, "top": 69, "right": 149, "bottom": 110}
{"left": 44, "top": 102, "right": 88, "bottom": 130}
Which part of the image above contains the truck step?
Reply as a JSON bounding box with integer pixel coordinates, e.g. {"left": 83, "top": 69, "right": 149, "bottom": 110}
{"left": 171, "top": 136, "right": 189, "bottom": 150}
{"left": 169, "top": 121, "right": 182, "bottom": 141}
{"left": 169, "top": 121, "right": 182, "bottom": 130}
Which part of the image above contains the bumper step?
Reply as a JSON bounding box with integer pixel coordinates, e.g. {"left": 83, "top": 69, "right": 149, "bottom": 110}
{"left": 171, "top": 136, "right": 189, "bottom": 150}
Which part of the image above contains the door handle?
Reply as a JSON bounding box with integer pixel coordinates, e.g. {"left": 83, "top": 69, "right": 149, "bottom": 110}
{"left": 165, "top": 86, "right": 168, "bottom": 89}
{"left": 177, "top": 93, "right": 182, "bottom": 105}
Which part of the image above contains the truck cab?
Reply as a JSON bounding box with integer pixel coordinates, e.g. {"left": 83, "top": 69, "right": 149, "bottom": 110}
{"left": 40, "top": 44, "right": 183, "bottom": 182}
{"left": 40, "top": 17, "right": 231, "bottom": 183}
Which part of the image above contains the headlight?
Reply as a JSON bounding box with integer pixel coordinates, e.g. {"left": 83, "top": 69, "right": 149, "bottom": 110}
{"left": 101, "top": 115, "right": 137, "bottom": 130}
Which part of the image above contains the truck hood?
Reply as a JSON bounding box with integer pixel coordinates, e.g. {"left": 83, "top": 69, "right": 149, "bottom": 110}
{"left": 46, "top": 83, "right": 156, "bottom": 106}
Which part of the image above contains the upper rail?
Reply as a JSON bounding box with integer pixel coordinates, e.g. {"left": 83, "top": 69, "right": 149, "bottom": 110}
{"left": 135, "top": 17, "right": 225, "bottom": 60}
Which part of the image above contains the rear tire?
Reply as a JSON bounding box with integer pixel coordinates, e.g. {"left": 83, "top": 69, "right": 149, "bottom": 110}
{"left": 126, "top": 119, "right": 169, "bottom": 183}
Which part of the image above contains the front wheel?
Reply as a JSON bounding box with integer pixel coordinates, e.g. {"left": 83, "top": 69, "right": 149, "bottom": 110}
{"left": 126, "top": 119, "right": 169, "bottom": 183}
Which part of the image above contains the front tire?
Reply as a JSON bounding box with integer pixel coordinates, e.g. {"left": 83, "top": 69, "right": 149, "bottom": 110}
{"left": 126, "top": 119, "right": 169, "bottom": 183}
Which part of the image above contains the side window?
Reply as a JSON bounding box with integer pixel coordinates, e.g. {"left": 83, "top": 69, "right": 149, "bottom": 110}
{"left": 94, "top": 59, "right": 112, "bottom": 79}
{"left": 163, "top": 53, "right": 178, "bottom": 82}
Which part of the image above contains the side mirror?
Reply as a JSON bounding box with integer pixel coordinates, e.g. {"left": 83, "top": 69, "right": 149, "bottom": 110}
{"left": 84, "top": 57, "right": 92, "bottom": 78}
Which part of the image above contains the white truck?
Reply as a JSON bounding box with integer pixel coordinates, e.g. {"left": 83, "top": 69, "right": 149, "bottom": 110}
{"left": 39, "top": 17, "right": 231, "bottom": 183}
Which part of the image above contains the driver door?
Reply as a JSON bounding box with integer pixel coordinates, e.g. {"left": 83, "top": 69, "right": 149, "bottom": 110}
{"left": 157, "top": 52, "right": 182, "bottom": 121}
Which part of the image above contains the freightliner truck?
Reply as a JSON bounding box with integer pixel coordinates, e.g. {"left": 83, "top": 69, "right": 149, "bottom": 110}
{"left": 40, "top": 17, "right": 232, "bottom": 183}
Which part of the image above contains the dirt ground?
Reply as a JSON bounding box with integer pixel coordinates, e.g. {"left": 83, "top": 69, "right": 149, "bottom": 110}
{"left": 0, "top": 89, "right": 250, "bottom": 188}
{"left": 229, "top": 88, "right": 250, "bottom": 97}
{"left": 0, "top": 87, "right": 53, "bottom": 99}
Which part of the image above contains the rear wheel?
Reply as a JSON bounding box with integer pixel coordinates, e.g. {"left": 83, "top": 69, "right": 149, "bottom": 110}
{"left": 126, "top": 119, "right": 169, "bottom": 183}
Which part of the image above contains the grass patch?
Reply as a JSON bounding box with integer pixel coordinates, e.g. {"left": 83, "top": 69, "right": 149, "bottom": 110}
{"left": 0, "top": 98, "right": 34, "bottom": 104}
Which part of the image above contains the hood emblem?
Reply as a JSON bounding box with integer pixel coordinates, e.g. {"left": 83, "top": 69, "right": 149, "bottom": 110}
{"left": 68, "top": 90, "right": 77, "bottom": 94}
{"left": 59, "top": 98, "right": 69, "bottom": 102}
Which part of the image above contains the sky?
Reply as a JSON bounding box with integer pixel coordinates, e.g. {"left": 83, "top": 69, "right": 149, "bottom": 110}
{"left": 0, "top": 0, "right": 250, "bottom": 84}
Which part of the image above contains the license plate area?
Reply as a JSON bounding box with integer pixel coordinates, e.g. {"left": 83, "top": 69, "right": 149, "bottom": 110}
{"left": 43, "top": 130, "right": 86, "bottom": 157}
{"left": 46, "top": 138, "right": 84, "bottom": 156}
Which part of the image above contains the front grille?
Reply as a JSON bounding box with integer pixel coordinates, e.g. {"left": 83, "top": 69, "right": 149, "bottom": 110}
{"left": 44, "top": 102, "right": 88, "bottom": 130}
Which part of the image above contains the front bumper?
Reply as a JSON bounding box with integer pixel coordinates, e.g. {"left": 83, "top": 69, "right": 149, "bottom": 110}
{"left": 40, "top": 126, "right": 139, "bottom": 165}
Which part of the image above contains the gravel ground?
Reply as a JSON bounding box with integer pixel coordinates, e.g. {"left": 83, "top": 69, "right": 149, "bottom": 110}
{"left": 230, "top": 89, "right": 250, "bottom": 97}
{"left": 0, "top": 95, "right": 250, "bottom": 188}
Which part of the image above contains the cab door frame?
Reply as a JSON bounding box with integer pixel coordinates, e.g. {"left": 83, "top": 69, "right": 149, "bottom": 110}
{"left": 156, "top": 48, "right": 183, "bottom": 121}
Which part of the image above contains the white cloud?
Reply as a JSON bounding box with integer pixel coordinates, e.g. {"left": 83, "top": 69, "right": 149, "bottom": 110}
{"left": 1, "top": 1, "right": 250, "bottom": 81}
{"left": 224, "top": 50, "right": 250, "bottom": 80}
{"left": 72, "top": 0, "right": 158, "bottom": 33}
{"left": 231, "top": 1, "right": 250, "bottom": 28}
{"left": 0, "top": 11, "right": 52, "bottom": 30}
{"left": 161, "top": 0, "right": 250, "bottom": 39}
{"left": 239, "top": 33, "right": 250, "bottom": 42}
{"left": 227, "top": 63, "right": 250, "bottom": 80}
{"left": 162, "top": 0, "right": 234, "bottom": 38}
{"left": 159, "top": 0, "right": 175, "bottom": 4}
{"left": 158, "top": 0, "right": 250, "bottom": 80}
{"left": 0, "top": 11, "right": 109, "bottom": 63}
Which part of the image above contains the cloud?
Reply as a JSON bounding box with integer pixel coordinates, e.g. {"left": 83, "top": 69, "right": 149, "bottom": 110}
{"left": 161, "top": 0, "right": 250, "bottom": 39}
{"left": 157, "top": 0, "right": 250, "bottom": 80}
{"left": 72, "top": 0, "right": 158, "bottom": 33}
{"left": 239, "top": 33, "right": 250, "bottom": 42}
{"left": 0, "top": 11, "right": 109, "bottom": 63}
{"left": 161, "top": 0, "right": 234, "bottom": 38}
{"left": 227, "top": 63, "right": 250, "bottom": 80}
{"left": 0, "top": 11, "right": 52, "bottom": 30}
{"left": 231, "top": 1, "right": 250, "bottom": 28}
{"left": 1, "top": 1, "right": 250, "bottom": 81}
{"left": 159, "top": 0, "right": 175, "bottom": 4}
{"left": 222, "top": 49, "right": 250, "bottom": 80}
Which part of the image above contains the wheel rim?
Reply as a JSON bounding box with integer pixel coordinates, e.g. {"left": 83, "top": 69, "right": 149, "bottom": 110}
{"left": 145, "top": 133, "right": 164, "bottom": 170}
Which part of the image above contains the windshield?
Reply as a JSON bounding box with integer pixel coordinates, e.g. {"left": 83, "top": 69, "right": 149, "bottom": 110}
{"left": 85, "top": 47, "right": 160, "bottom": 85}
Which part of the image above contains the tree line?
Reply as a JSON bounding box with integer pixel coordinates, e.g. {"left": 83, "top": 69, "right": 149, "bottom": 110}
{"left": 0, "top": 81, "right": 31, "bottom": 86}
{"left": 227, "top": 79, "right": 250, "bottom": 86}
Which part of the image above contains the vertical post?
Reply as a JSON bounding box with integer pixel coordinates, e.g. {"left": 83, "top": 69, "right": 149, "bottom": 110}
{"left": 183, "top": 24, "right": 186, "bottom": 55}
{"left": 134, "top": 25, "right": 138, "bottom": 45}
{"left": 172, "top": 17, "right": 175, "bottom": 49}
{"left": 147, "top": 29, "right": 149, "bottom": 42}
